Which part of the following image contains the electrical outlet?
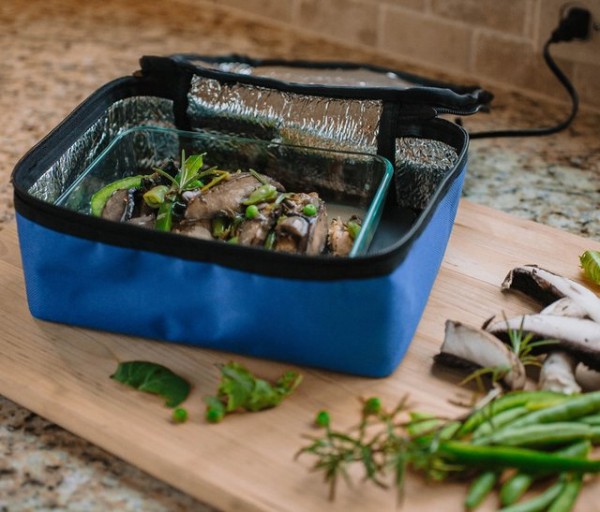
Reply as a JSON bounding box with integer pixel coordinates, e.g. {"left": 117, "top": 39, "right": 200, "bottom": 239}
{"left": 538, "top": 0, "right": 599, "bottom": 65}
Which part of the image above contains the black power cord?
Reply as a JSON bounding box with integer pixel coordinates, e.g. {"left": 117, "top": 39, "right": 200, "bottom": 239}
{"left": 469, "top": 7, "right": 592, "bottom": 140}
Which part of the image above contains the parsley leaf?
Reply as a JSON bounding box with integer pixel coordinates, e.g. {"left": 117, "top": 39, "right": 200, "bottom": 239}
{"left": 205, "top": 362, "right": 302, "bottom": 422}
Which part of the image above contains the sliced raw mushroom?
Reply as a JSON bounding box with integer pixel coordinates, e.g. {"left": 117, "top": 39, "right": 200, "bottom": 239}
{"left": 541, "top": 297, "right": 588, "bottom": 318}
{"left": 434, "top": 320, "right": 526, "bottom": 390}
{"left": 539, "top": 351, "right": 581, "bottom": 395}
{"left": 538, "top": 298, "right": 585, "bottom": 394}
{"left": 502, "top": 265, "right": 600, "bottom": 322}
{"left": 486, "top": 314, "right": 600, "bottom": 371}
{"left": 575, "top": 364, "right": 600, "bottom": 391}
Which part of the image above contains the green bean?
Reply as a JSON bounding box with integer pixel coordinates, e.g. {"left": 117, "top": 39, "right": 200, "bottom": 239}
{"left": 499, "top": 441, "right": 591, "bottom": 506}
{"left": 143, "top": 185, "right": 169, "bottom": 208}
{"left": 500, "top": 474, "right": 534, "bottom": 507}
{"left": 472, "top": 406, "right": 530, "bottom": 440}
{"left": 465, "top": 470, "right": 498, "bottom": 510}
{"left": 475, "top": 422, "right": 591, "bottom": 448}
{"left": 578, "top": 412, "right": 600, "bottom": 425}
{"left": 155, "top": 200, "right": 174, "bottom": 231}
{"left": 588, "top": 425, "right": 600, "bottom": 444}
{"left": 547, "top": 474, "right": 584, "bottom": 512}
{"left": 456, "top": 391, "right": 567, "bottom": 438}
{"left": 503, "top": 391, "right": 600, "bottom": 430}
{"left": 498, "top": 479, "right": 566, "bottom": 512}
{"left": 242, "top": 184, "right": 278, "bottom": 205}
{"left": 437, "top": 441, "right": 600, "bottom": 473}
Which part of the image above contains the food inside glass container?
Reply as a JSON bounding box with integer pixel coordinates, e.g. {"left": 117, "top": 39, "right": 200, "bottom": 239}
{"left": 90, "top": 151, "right": 363, "bottom": 257}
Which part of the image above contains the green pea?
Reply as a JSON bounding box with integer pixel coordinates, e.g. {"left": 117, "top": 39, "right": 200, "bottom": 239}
{"left": 171, "top": 407, "right": 188, "bottom": 424}
{"left": 347, "top": 220, "right": 361, "bottom": 240}
{"left": 245, "top": 204, "right": 259, "bottom": 219}
{"left": 315, "top": 410, "right": 330, "bottom": 428}
{"left": 206, "top": 403, "right": 225, "bottom": 423}
{"left": 302, "top": 203, "right": 318, "bottom": 216}
{"left": 363, "top": 397, "right": 382, "bottom": 416}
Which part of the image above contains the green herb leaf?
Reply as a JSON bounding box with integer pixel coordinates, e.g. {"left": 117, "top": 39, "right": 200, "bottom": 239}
{"left": 205, "top": 362, "right": 302, "bottom": 422}
{"left": 111, "top": 361, "right": 191, "bottom": 407}
{"left": 580, "top": 250, "right": 600, "bottom": 285}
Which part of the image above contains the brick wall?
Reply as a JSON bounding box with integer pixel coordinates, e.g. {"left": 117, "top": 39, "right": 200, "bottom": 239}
{"left": 203, "top": 0, "right": 600, "bottom": 110}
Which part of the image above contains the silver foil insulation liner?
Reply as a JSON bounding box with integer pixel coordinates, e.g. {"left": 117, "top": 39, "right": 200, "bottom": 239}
{"left": 187, "top": 76, "right": 381, "bottom": 154}
{"left": 28, "top": 97, "right": 175, "bottom": 202}
{"left": 394, "top": 137, "right": 459, "bottom": 210}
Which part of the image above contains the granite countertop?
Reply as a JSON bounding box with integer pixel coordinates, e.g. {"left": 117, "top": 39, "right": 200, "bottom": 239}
{"left": 1, "top": 0, "right": 599, "bottom": 510}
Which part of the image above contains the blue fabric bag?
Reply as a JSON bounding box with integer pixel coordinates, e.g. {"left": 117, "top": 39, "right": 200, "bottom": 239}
{"left": 11, "top": 55, "right": 490, "bottom": 377}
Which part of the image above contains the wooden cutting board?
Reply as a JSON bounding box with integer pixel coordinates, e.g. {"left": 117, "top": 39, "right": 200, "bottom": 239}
{"left": 1, "top": 199, "right": 600, "bottom": 511}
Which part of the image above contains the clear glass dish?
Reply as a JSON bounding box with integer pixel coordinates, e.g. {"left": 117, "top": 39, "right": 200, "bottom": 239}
{"left": 56, "top": 126, "right": 393, "bottom": 257}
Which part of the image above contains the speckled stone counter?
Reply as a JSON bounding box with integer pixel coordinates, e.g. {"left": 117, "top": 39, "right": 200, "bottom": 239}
{"left": 1, "top": 0, "right": 599, "bottom": 510}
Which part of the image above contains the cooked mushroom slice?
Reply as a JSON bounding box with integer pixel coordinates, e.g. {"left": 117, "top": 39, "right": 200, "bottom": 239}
{"left": 126, "top": 214, "right": 155, "bottom": 229}
{"left": 502, "top": 265, "right": 600, "bottom": 322}
{"left": 486, "top": 314, "right": 600, "bottom": 371}
{"left": 541, "top": 297, "right": 588, "bottom": 318}
{"left": 185, "top": 172, "right": 284, "bottom": 221}
{"left": 101, "top": 188, "right": 137, "bottom": 222}
{"left": 539, "top": 351, "right": 581, "bottom": 394}
{"left": 237, "top": 210, "right": 274, "bottom": 247}
{"left": 434, "top": 320, "right": 526, "bottom": 390}
{"left": 174, "top": 220, "right": 213, "bottom": 240}
{"left": 328, "top": 216, "right": 362, "bottom": 257}
{"left": 272, "top": 193, "right": 328, "bottom": 255}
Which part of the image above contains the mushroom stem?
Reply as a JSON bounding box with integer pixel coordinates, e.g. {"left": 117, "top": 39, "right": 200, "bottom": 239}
{"left": 539, "top": 351, "right": 581, "bottom": 395}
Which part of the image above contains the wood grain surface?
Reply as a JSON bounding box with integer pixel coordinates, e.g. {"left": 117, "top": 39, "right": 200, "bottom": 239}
{"left": 1, "top": 200, "right": 600, "bottom": 512}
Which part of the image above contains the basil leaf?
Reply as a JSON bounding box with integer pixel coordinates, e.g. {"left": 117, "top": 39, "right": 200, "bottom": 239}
{"left": 111, "top": 361, "right": 191, "bottom": 408}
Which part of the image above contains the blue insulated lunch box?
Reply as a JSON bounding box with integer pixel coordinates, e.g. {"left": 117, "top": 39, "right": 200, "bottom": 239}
{"left": 12, "top": 54, "right": 490, "bottom": 377}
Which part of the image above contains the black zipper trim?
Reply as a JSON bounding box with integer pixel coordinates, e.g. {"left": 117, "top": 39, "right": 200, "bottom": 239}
{"left": 143, "top": 55, "right": 490, "bottom": 116}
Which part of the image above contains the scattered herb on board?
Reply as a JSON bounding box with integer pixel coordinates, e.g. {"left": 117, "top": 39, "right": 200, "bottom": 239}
{"left": 298, "top": 392, "right": 600, "bottom": 509}
{"left": 110, "top": 361, "right": 191, "bottom": 408}
{"left": 204, "top": 362, "right": 302, "bottom": 423}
